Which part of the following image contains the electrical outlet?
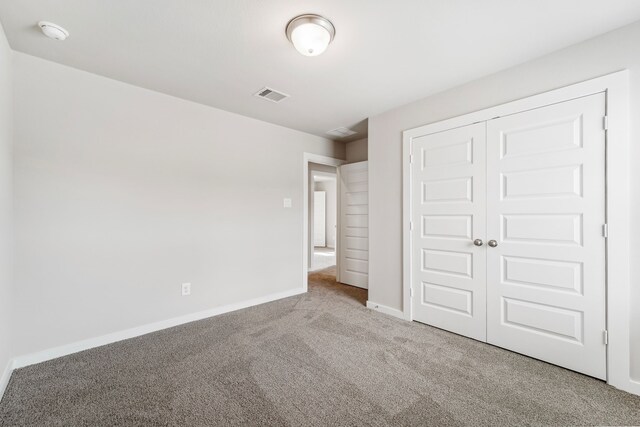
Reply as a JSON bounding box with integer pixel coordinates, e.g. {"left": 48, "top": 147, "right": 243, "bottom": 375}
{"left": 283, "top": 198, "right": 292, "bottom": 208}
{"left": 181, "top": 283, "right": 191, "bottom": 296}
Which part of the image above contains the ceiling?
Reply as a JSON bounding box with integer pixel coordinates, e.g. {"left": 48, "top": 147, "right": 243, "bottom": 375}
{"left": 2, "top": 1, "right": 640, "bottom": 142}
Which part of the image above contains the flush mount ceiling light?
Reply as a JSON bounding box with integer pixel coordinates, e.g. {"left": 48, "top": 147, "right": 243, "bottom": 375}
{"left": 285, "top": 14, "right": 335, "bottom": 57}
{"left": 38, "top": 21, "right": 69, "bottom": 41}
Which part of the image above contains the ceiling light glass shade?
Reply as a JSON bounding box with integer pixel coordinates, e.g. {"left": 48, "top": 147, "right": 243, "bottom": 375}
{"left": 286, "top": 15, "right": 335, "bottom": 57}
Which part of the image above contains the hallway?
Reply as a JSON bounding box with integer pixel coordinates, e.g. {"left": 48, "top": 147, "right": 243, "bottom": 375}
{"left": 311, "top": 247, "right": 336, "bottom": 272}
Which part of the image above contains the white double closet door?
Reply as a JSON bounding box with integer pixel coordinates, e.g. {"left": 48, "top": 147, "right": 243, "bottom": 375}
{"left": 411, "top": 93, "right": 607, "bottom": 379}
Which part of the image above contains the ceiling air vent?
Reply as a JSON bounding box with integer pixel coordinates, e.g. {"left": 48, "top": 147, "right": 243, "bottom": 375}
{"left": 326, "top": 127, "right": 357, "bottom": 138}
{"left": 254, "top": 87, "right": 290, "bottom": 103}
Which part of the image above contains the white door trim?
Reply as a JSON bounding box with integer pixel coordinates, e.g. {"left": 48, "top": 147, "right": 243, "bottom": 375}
{"left": 402, "top": 70, "right": 633, "bottom": 394}
{"left": 303, "top": 153, "right": 346, "bottom": 291}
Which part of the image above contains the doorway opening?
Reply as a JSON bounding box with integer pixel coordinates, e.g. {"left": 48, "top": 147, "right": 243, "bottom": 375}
{"left": 303, "top": 154, "right": 370, "bottom": 309}
{"left": 302, "top": 154, "right": 344, "bottom": 294}
{"left": 309, "top": 166, "right": 338, "bottom": 276}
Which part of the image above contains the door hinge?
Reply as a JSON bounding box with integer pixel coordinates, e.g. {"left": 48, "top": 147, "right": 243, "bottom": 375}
{"left": 409, "top": 221, "right": 414, "bottom": 231}
{"left": 410, "top": 287, "right": 414, "bottom": 298}
{"left": 409, "top": 154, "right": 414, "bottom": 164}
{"left": 603, "top": 116, "right": 609, "bottom": 131}
{"left": 603, "top": 330, "right": 609, "bottom": 345}
{"left": 602, "top": 223, "right": 609, "bottom": 238}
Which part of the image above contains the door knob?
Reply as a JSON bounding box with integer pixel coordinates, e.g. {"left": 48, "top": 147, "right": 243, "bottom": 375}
{"left": 473, "top": 239, "right": 483, "bottom": 246}
{"left": 488, "top": 240, "right": 498, "bottom": 247}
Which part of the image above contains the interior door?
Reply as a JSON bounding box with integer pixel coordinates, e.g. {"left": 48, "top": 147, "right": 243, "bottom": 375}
{"left": 314, "top": 191, "right": 326, "bottom": 247}
{"left": 411, "top": 123, "right": 487, "bottom": 341}
{"left": 486, "top": 93, "right": 607, "bottom": 379}
{"left": 338, "top": 161, "right": 369, "bottom": 289}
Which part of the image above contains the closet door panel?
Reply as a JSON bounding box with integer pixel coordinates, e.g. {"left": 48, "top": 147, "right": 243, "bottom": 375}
{"left": 486, "top": 93, "right": 607, "bottom": 379}
{"left": 411, "top": 122, "right": 487, "bottom": 342}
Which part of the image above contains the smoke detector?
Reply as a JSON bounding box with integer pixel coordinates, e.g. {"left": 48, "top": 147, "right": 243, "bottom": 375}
{"left": 327, "top": 127, "right": 357, "bottom": 138}
{"left": 254, "top": 87, "right": 290, "bottom": 103}
{"left": 38, "top": 21, "right": 69, "bottom": 41}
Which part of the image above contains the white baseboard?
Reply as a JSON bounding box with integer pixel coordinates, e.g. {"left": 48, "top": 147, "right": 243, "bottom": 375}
{"left": 12, "top": 287, "right": 306, "bottom": 370}
{"left": 617, "top": 379, "right": 640, "bottom": 396}
{"left": 0, "top": 358, "right": 14, "bottom": 402}
{"left": 366, "top": 300, "right": 405, "bottom": 320}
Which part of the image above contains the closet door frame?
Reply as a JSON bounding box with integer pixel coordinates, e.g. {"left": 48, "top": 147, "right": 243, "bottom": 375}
{"left": 402, "top": 70, "right": 632, "bottom": 393}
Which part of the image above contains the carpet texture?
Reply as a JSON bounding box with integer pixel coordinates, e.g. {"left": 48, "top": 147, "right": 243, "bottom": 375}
{"left": 1, "top": 267, "right": 640, "bottom": 426}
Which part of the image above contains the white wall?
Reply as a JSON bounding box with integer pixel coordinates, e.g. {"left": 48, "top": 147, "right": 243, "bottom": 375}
{"left": 346, "top": 138, "right": 368, "bottom": 162}
{"left": 314, "top": 179, "right": 337, "bottom": 249}
{"left": 12, "top": 52, "right": 345, "bottom": 358}
{"left": 368, "top": 20, "right": 640, "bottom": 380}
{"left": 0, "top": 21, "right": 14, "bottom": 385}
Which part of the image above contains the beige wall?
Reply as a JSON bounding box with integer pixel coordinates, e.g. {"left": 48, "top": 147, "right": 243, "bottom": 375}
{"left": 368, "top": 21, "right": 640, "bottom": 379}
{"left": 346, "top": 138, "right": 368, "bottom": 162}
{"left": 12, "top": 52, "right": 344, "bottom": 357}
{"left": 0, "top": 22, "right": 13, "bottom": 380}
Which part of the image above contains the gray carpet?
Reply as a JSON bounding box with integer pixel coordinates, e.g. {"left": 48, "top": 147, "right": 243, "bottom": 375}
{"left": 1, "top": 267, "right": 640, "bottom": 426}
